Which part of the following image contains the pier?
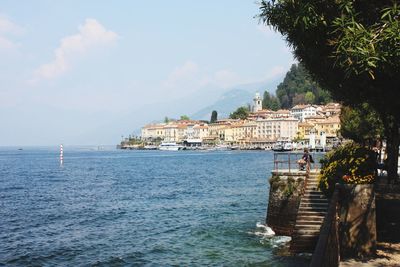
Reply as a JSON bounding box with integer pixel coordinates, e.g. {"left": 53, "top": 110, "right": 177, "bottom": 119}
{"left": 268, "top": 152, "right": 328, "bottom": 252}
{"left": 268, "top": 152, "right": 380, "bottom": 267}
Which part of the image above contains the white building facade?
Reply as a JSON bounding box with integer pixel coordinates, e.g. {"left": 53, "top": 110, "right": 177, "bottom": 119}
{"left": 291, "top": 105, "right": 317, "bottom": 122}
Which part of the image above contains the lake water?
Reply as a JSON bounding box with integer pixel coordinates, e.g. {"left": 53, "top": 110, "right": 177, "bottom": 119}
{"left": 0, "top": 147, "right": 309, "bottom": 266}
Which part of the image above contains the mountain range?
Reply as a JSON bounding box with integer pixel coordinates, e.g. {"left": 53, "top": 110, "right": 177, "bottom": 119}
{"left": 190, "top": 77, "right": 283, "bottom": 120}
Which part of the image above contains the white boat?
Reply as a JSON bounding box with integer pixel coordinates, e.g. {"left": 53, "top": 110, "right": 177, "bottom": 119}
{"left": 143, "top": 145, "right": 158, "bottom": 150}
{"left": 208, "top": 144, "right": 231, "bottom": 151}
{"left": 158, "top": 142, "right": 184, "bottom": 151}
{"left": 272, "top": 142, "right": 284, "bottom": 152}
{"left": 272, "top": 141, "right": 293, "bottom": 152}
{"left": 283, "top": 142, "right": 293, "bottom": 151}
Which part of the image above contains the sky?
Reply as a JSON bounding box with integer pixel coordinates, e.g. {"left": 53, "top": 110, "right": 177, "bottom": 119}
{"left": 0, "top": 1, "right": 295, "bottom": 146}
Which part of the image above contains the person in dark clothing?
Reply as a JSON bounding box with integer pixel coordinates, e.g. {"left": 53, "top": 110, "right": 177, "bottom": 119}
{"left": 298, "top": 148, "right": 314, "bottom": 171}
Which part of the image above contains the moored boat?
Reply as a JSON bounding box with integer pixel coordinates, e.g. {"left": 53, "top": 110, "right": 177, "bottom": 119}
{"left": 159, "top": 142, "right": 184, "bottom": 151}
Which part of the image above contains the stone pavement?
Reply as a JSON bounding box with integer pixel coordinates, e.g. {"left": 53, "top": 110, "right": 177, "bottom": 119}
{"left": 340, "top": 242, "right": 400, "bottom": 267}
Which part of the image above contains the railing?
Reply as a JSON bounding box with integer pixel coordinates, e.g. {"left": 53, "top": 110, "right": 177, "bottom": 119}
{"left": 310, "top": 184, "right": 341, "bottom": 267}
{"left": 273, "top": 152, "right": 324, "bottom": 173}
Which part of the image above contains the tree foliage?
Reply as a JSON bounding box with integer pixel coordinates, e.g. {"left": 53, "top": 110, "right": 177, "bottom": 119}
{"left": 275, "top": 63, "right": 331, "bottom": 108}
{"left": 180, "top": 115, "right": 190, "bottom": 120}
{"left": 304, "top": 91, "right": 316, "bottom": 104}
{"left": 259, "top": 1, "right": 400, "bottom": 112}
{"left": 262, "top": 91, "right": 280, "bottom": 111}
{"left": 259, "top": 1, "right": 400, "bottom": 180}
{"left": 319, "top": 142, "right": 376, "bottom": 197}
{"left": 210, "top": 110, "right": 218, "bottom": 123}
{"left": 340, "top": 104, "right": 384, "bottom": 146}
{"left": 229, "top": 106, "right": 250, "bottom": 120}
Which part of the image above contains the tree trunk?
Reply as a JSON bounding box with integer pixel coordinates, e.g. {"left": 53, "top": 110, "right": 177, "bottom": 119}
{"left": 385, "top": 122, "right": 399, "bottom": 183}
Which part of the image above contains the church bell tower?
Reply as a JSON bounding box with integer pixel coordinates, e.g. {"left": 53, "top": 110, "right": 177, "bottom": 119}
{"left": 253, "top": 92, "right": 262, "bottom": 112}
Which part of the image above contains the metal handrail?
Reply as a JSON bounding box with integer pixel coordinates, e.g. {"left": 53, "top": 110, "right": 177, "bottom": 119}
{"left": 273, "top": 152, "right": 323, "bottom": 173}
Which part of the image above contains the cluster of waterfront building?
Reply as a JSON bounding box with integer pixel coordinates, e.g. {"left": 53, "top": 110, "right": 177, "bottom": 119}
{"left": 138, "top": 93, "right": 341, "bottom": 150}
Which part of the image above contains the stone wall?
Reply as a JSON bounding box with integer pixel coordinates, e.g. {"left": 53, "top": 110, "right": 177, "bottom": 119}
{"left": 266, "top": 171, "right": 306, "bottom": 236}
{"left": 375, "top": 184, "right": 400, "bottom": 242}
{"left": 339, "top": 184, "right": 376, "bottom": 258}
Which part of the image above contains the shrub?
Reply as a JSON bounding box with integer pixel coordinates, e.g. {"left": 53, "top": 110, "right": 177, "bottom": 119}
{"left": 318, "top": 142, "right": 376, "bottom": 197}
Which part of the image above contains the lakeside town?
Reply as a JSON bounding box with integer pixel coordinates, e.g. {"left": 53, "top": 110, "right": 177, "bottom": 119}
{"left": 119, "top": 93, "right": 341, "bottom": 151}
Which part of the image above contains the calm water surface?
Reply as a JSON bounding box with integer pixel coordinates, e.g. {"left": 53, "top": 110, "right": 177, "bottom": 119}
{"left": 0, "top": 147, "right": 308, "bottom": 266}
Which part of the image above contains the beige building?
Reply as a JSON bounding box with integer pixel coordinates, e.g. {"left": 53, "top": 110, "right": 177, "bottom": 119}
{"left": 297, "top": 116, "right": 341, "bottom": 140}
{"left": 232, "top": 121, "right": 257, "bottom": 142}
{"left": 317, "top": 103, "right": 341, "bottom": 117}
{"left": 255, "top": 117, "right": 298, "bottom": 141}
{"left": 193, "top": 124, "right": 209, "bottom": 139}
{"left": 141, "top": 124, "right": 166, "bottom": 140}
{"left": 314, "top": 116, "right": 341, "bottom": 137}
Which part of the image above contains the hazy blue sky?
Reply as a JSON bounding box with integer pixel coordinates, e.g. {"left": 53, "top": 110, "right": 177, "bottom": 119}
{"left": 0, "top": 1, "right": 295, "bottom": 146}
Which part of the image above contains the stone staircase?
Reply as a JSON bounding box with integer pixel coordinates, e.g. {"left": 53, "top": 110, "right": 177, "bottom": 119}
{"left": 290, "top": 172, "right": 329, "bottom": 253}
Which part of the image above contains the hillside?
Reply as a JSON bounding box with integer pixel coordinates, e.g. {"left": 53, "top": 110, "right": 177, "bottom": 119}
{"left": 191, "top": 77, "right": 283, "bottom": 120}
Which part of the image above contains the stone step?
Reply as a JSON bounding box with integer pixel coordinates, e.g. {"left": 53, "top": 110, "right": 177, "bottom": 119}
{"left": 298, "top": 207, "right": 328, "bottom": 212}
{"left": 304, "top": 190, "right": 326, "bottom": 198}
{"left": 305, "top": 186, "right": 322, "bottom": 189}
{"left": 302, "top": 195, "right": 327, "bottom": 200}
{"left": 305, "top": 186, "right": 320, "bottom": 190}
{"left": 300, "top": 202, "right": 328, "bottom": 208}
{"left": 292, "top": 234, "right": 320, "bottom": 239}
{"left": 297, "top": 211, "right": 327, "bottom": 216}
{"left": 300, "top": 206, "right": 328, "bottom": 211}
{"left": 295, "top": 224, "right": 322, "bottom": 230}
{"left": 295, "top": 222, "right": 323, "bottom": 227}
{"left": 302, "top": 201, "right": 327, "bottom": 205}
{"left": 300, "top": 197, "right": 329, "bottom": 207}
{"left": 303, "top": 193, "right": 326, "bottom": 196}
{"left": 304, "top": 187, "right": 324, "bottom": 191}
{"left": 296, "top": 218, "right": 325, "bottom": 223}
{"left": 303, "top": 197, "right": 326, "bottom": 200}
{"left": 296, "top": 217, "right": 325, "bottom": 225}
{"left": 301, "top": 198, "right": 328, "bottom": 203}
{"left": 294, "top": 229, "right": 321, "bottom": 235}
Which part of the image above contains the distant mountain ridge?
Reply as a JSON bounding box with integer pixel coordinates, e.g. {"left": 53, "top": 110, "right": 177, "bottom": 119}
{"left": 191, "top": 76, "right": 283, "bottom": 120}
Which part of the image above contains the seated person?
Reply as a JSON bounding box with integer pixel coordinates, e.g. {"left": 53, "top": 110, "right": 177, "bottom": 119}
{"left": 298, "top": 148, "right": 314, "bottom": 171}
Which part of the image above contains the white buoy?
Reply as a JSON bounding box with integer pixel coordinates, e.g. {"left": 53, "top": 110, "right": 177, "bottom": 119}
{"left": 60, "top": 144, "right": 64, "bottom": 165}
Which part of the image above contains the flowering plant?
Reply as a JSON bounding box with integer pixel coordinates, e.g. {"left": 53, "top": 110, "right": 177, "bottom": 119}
{"left": 319, "top": 142, "right": 376, "bottom": 197}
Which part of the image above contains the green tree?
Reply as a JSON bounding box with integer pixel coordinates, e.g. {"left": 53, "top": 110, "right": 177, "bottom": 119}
{"left": 304, "top": 92, "right": 315, "bottom": 104}
{"left": 340, "top": 104, "right": 384, "bottom": 147}
{"left": 180, "top": 115, "right": 190, "bottom": 120}
{"left": 259, "top": 1, "right": 400, "bottom": 181}
{"left": 164, "top": 117, "right": 170, "bottom": 123}
{"left": 262, "top": 91, "right": 281, "bottom": 111}
{"left": 210, "top": 110, "right": 218, "bottom": 123}
{"left": 275, "top": 63, "right": 331, "bottom": 108}
{"left": 229, "top": 106, "right": 250, "bottom": 120}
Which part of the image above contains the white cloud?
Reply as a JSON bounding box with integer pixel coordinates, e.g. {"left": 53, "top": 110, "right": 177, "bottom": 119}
{"left": 31, "top": 18, "right": 118, "bottom": 83}
{"left": 0, "top": 16, "right": 22, "bottom": 34}
{"left": 0, "top": 16, "right": 22, "bottom": 50}
{"left": 265, "top": 65, "right": 286, "bottom": 80}
{"left": 163, "top": 61, "right": 200, "bottom": 88}
{"left": 213, "top": 69, "right": 240, "bottom": 88}
{"left": 162, "top": 61, "right": 243, "bottom": 96}
{"left": 256, "top": 24, "right": 275, "bottom": 38}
